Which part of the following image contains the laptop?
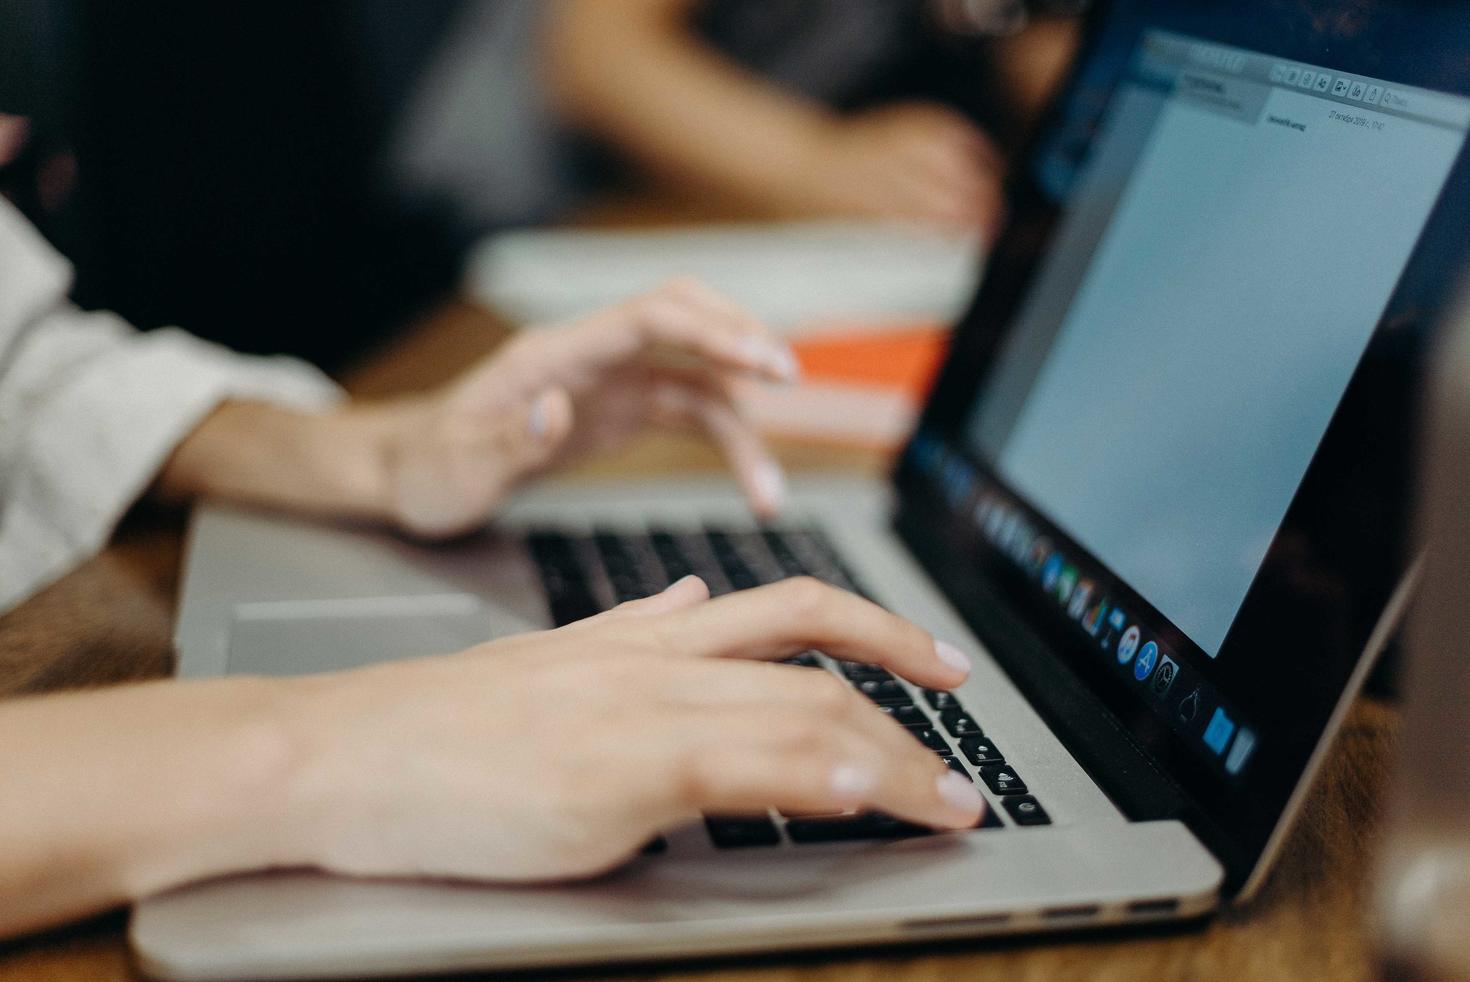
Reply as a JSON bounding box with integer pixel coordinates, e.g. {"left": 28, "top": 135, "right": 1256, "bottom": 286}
{"left": 135, "top": 0, "right": 1470, "bottom": 977}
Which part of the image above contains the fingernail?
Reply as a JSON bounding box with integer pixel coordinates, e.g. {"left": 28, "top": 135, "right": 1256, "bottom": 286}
{"left": 769, "top": 345, "right": 801, "bottom": 383}
{"left": 936, "top": 771, "right": 986, "bottom": 814}
{"left": 752, "top": 460, "right": 787, "bottom": 512}
{"left": 737, "top": 337, "right": 800, "bottom": 382}
{"left": 526, "top": 391, "right": 554, "bottom": 440}
{"left": 830, "top": 763, "right": 878, "bottom": 801}
{"left": 934, "top": 640, "right": 972, "bottom": 679}
{"left": 736, "top": 336, "right": 771, "bottom": 370}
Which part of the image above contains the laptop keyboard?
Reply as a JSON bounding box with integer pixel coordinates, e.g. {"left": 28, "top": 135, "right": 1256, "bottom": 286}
{"left": 524, "top": 524, "right": 1051, "bottom": 846}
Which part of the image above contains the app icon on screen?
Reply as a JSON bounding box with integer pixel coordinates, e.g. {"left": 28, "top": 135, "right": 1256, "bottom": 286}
{"left": 1151, "top": 655, "right": 1179, "bottom": 697}
{"left": 1041, "top": 554, "right": 1064, "bottom": 592}
{"left": 1225, "top": 728, "right": 1257, "bottom": 775}
{"left": 1178, "top": 685, "right": 1202, "bottom": 723}
{"left": 1203, "top": 707, "right": 1237, "bottom": 756}
{"left": 1117, "top": 625, "right": 1140, "bottom": 665}
{"left": 1100, "top": 607, "right": 1127, "bottom": 652}
{"left": 1133, "top": 641, "right": 1159, "bottom": 682}
{"left": 1081, "top": 596, "right": 1109, "bottom": 636}
{"left": 1057, "top": 566, "right": 1078, "bottom": 604}
{"left": 1068, "top": 580, "right": 1094, "bottom": 620}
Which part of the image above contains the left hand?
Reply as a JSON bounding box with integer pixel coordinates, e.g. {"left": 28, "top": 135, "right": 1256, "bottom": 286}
{"left": 374, "top": 279, "right": 798, "bottom": 538}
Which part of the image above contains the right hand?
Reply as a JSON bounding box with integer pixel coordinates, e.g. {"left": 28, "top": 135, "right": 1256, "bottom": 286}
{"left": 282, "top": 576, "right": 985, "bottom": 883}
{"left": 789, "top": 102, "right": 1007, "bottom": 238}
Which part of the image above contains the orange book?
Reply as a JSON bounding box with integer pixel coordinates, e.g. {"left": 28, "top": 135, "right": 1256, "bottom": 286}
{"left": 738, "top": 320, "right": 951, "bottom": 450}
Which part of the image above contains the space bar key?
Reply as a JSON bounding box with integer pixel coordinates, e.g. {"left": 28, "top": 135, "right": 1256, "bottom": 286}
{"left": 784, "top": 813, "right": 931, "bottom": 843}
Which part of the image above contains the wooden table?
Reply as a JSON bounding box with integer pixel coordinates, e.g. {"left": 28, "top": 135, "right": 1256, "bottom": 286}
{"left": 0, "top": 299, "right": 1399, "bottom": 981}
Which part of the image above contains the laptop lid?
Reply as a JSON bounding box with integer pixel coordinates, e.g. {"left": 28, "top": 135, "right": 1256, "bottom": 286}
{"left": 892, "top": 0, "right": 1470, "bottom": 897}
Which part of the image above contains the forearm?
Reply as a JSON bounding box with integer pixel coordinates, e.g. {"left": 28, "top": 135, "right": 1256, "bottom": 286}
{"left": 153, "top": 400, "right": 414, "bottom": 524}
{"left": 0, "top": 677, "right": 318, "bottom": 939}
{"left": 544, "top": 0, "right": 837, "bottom": 209}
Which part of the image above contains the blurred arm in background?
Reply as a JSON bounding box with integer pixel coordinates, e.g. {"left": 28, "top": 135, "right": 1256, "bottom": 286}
{"left": 543, "top": 0, "right": 1006, "bottom": 237}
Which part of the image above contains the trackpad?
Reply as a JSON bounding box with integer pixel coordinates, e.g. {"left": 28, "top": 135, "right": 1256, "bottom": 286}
{"left": 226, "top": 595, "right": 504, "bottom": 676}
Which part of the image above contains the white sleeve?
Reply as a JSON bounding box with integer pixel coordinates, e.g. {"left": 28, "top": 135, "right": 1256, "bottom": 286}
{"left": 0, "top": 199, "right": 343, "bottom": 613}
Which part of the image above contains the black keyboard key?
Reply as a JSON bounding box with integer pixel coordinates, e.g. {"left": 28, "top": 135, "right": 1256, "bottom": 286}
{"left": 785, "top": 812, "right": 929, "bottom": 843}
{"left": 761, "top": 529, "right": 811, "bottom": 578}
{"left": 855, "top": 679, "right": 912, "bottom": 705}
{"left": 923, "top": 689, "right": 963, "bottom": 712}
{"left": 1003, "top": 796, "right": 1051, "bottom": 826}
{"left": 912, "top": 728, "right": 953, "bottom": 753}
{"left": 546, "top": 587, "right": 602, "bottom": 627}
{"left": 705, "top": 530, "right": 761, "bottom": 591}
{"left": 978, "top": 764, "right": 1029, "bottom": 797}
{"left": 704, "top": 816, "right": 781, "bottom": 848}
{"left": 647, "top": 530, "right": 696, "bottom": 584}
{"left": 525, "top": 532, "right": 603, "bottom": 625}
{"left": 878, "top": 704, "right": 929, "bottom": 728}
{"left": 840, "top": 662, "right": 895, "bottom": 683}
{"left": 783, "top": 651, "right": 821, "bottom": 668}
{"left": 940, "top": 709, "right": 983, "bottom": 738}
{"left": 640, "top": 836, "right": 668, "bottom": 854}
{"left": 960, "top": 736, "right": 1006, "bottom": 766}
{"left": 978, "top": 802, "right": 1005, "bottom": 829}
{"left": 593, "top": 531, "right": 656, "bottom": 602}
{"left": 941, "top": 755, "right": 970, "bottom": 779}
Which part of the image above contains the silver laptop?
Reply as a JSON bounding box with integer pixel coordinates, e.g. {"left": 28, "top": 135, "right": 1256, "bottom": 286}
{"left": 135, "top": 1, "right": 1470, "bottom": 977}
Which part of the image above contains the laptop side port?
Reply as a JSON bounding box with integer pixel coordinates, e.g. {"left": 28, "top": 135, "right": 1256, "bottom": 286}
{"left": 1126, "top": 897, "right": 1181, "bottom": 916}
{"left": 1042, "top": 904, "right": 1101, "bottom": 921}
{"left": 901, "top": 912, "right": 1013, "bottom": 935}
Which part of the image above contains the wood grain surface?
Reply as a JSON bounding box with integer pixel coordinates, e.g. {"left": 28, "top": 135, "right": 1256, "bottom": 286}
{"left": 0, "top": 300, "right": 1399, "bottom": 981}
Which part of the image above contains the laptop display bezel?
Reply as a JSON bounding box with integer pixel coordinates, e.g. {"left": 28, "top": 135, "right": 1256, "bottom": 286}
{"left": 893, "top": 0, "right": 1470, "bottom": 894}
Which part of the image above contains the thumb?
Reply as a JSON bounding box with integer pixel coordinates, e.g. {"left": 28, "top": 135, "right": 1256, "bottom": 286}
{"left": 515, "top": 387, "right": 574, "bottom": 470}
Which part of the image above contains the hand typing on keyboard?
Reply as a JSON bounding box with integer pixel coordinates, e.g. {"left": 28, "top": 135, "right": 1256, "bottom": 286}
{"left": 160, "top": 280, "right": 799, "bottom": 544}
{"left": 372, "top": 279, "right": 798, "bottom": 538}
{"left": 282, "top": 576, "right": 984, "bottom": 883}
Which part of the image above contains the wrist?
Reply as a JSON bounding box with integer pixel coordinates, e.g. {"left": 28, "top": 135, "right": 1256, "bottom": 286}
{"left": 157, "top": 401, "right": 411, "bottom": 528}
{"left": 305, "top": 403, "right": 414, "bottom": 526}
{"left": 111, "top": 677, "right": 333, "bottom": 899}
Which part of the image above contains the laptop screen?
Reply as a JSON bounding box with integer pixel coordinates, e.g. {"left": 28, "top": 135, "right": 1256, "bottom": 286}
{"left": 898, "top": 0, "right": 1470, "bottom": 885}
{"left": 970, "top": 31, "right": 1467, "bottom": 661}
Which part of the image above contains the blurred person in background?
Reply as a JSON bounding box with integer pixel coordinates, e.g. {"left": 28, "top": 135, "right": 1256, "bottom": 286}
{"left": 0, "top": 1, "right": 1080, "bottom": 370}
{"left": 392, "top": 0, "right": 1084, "bottom": 238}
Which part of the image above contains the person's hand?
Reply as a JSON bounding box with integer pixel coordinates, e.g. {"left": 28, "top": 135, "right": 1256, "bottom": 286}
{"left": 281, "top": 576, "right": 986, "bottom": 883}
{"left": 791, "top": 102, "right": 1006, "bottom": 238}
{"left": 0, "top": 114, "right": 29, "bottom": 169}
{"left": 154, "top": 281, "right": 796, "bottom": 537}
{"left": 373, "top": 279, "right": 798, "bottom": 538}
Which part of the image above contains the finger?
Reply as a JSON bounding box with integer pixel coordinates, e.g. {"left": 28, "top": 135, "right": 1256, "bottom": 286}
{"left": 650, "top": 658, "right": 938, "bottom": 773}
{"left": 899, "top": 103, "right": 1005, "bottom": 172}
{"left": 604, "top": 574, "right": 711, "bottom": 618}
{"left": 0, "top": 114, "right": 30, "bottom": 168}
{"left": 622, "top": 285, "right": 799, "bottom": 383}
{"left": 652, "top": 380, "right": 786, "bottom": 518}
{"left": 645, "top": 705, "right": 985, "bottom": 831}
{"left": 886, "top": 176, "right": 993, "bottom": 234}
{"left": 657, "top": 578, "right": 972, "bottom": 689}
{"left": 661, "top": 277, "right": 782, "bottom": 348}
